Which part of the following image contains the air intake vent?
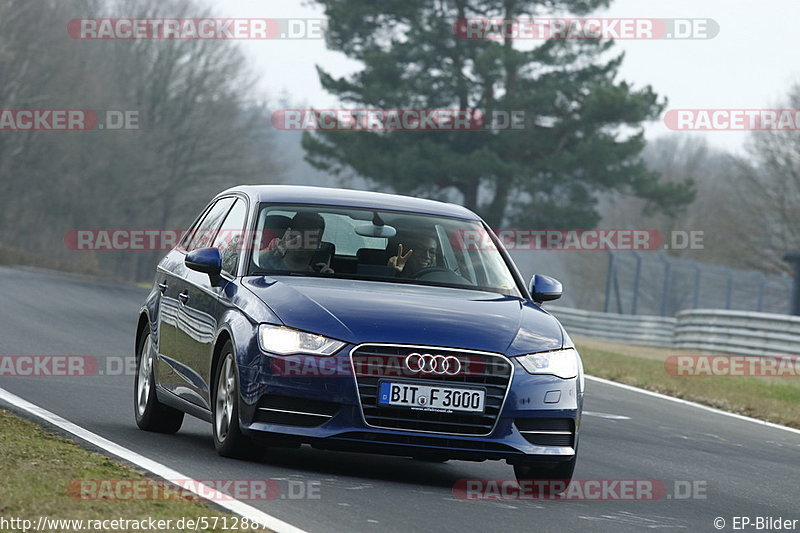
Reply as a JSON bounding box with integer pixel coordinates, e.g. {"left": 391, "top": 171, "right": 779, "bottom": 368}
{"left": 254, "top": 395, "right": 340, "bottom": 427}
{"left": 515, "top": 418, "right": 574, "bottom": 447}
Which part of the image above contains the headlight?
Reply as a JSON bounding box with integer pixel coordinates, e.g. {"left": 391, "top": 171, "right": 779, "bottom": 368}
{"left": 515, "top": 348, "right": 580, "bottom": 379}
{"left": 257, "top": 324, "right": 345, "bottom": 356}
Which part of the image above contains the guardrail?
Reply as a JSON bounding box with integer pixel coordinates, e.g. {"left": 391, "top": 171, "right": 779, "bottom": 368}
{"left": 674, "top": 309, "right": 800, "bottom": 356}
{"left": 547, "top": 306, "right": 676, "bottom": 348}
{"left": 548, "top": 306, "right": 800, "bottom": 355}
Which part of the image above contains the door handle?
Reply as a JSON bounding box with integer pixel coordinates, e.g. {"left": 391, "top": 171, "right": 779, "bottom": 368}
{"left": 178, "top": 290, "right": 189, "bottom": 304}
{"left": 158, "top": 281, "right": 168, "bottom": 293}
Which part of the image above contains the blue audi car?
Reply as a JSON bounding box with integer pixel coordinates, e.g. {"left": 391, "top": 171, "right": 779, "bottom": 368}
{"left": 135, "top": 185, "right": 584, "bottom": 483}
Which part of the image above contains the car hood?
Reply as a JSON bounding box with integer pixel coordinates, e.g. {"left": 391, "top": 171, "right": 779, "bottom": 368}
{"left": 242, "top": 276, "right": 563, "bottom": 354}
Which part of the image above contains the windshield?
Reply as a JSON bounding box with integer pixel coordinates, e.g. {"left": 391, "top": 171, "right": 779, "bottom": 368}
{"left": 247, "top": 204, "right": 522, "bottom": 297}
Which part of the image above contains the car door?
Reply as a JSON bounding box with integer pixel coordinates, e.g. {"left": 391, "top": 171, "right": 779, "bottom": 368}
{"left": 154, "top": 249, "right": 186, "bottom": 387}
{"left": 155, "top": 201, "right": 219, "bottom": 392}
{"left": 179, "top": 197, "right": 249, "bottom": 408}
{"left": 160, "top": 197, "right": 234, "bottom": 405}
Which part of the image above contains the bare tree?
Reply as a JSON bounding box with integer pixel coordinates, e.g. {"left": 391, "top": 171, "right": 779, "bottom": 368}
{"left": 0, "top": 0, "right": 284, "bottom": 280}
{"left": 731, "top": 86, "right": 800, "bottom": 275}
{"left": 597, "top": 134, "right": 753, "bottom": 267}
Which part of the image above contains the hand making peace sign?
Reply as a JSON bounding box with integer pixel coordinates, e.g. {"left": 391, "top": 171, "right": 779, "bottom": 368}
{"left": 388, "top": 243, "right": 414, "bottom": 272}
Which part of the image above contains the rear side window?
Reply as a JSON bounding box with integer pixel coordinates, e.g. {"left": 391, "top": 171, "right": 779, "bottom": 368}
{"left": 183, "top": 197, "right": 235, "bottom": 252}
{"left": 212, "top": 198, "right": 248, "bottom": 275}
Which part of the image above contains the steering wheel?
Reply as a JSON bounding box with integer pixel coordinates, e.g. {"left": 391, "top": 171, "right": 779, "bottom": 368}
{"left": 412, "top": 266, "right": 459, "bottom": 280}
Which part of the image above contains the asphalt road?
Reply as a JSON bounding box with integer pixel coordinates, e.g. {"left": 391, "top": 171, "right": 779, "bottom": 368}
{"left": 1, "top": 266, "right": 798, "bottom": 533}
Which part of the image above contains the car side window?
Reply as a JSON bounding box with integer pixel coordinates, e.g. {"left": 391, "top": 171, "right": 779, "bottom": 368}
{"left": 184, "top": 198, "right": 235, "bottom": 252}
{"left": 178, "top": 210, "right": 207, "bottom": 250}
{"left": 212, "top": 198, "right": 248, "bottom": 275}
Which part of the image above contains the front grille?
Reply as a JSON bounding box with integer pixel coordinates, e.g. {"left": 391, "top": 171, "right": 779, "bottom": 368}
{"left": 254, "top": 395, "right": 340, "bottom": 427}
{"left": 515, "top": 418, "right": 575, "bottom": 447}
{"left": 351, "top": 344, "right": 512, "bottom": 436}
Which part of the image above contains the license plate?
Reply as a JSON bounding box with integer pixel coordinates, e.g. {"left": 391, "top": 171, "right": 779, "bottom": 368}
{"left": 378, "top": 381, "right": 485, "bottom": 413}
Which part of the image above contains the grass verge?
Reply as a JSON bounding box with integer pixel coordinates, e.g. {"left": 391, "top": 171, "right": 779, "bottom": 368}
{"left": 575, "top": 338, "right": 800, "bottom": 429}
{"left": 0, "top": 242, "right": 106, "bottom": 279}
{"left": 0, "top": 409, "right": 270, "bottom": 532}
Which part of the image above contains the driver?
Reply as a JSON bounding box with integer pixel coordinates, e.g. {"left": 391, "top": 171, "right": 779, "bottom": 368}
{"left": 387, "top": 233, "right": 438, "bottom": 277}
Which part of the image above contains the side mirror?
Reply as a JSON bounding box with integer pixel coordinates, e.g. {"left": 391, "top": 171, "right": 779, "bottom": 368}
{"left": 185, "top": 247, "right": 222, "bottom": 278}
{"left": 530, "top": 274, "right": 562, "bottom": 303}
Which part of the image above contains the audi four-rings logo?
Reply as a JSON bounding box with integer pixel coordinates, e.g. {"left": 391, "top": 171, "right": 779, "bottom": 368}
{"left": 404, "top": 353, "right": 462, "bottom": 375}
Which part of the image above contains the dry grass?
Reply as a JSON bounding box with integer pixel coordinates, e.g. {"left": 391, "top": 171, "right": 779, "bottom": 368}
{"left": 0, "top": 242, "right": 105, "bottom": 278}
{"left": 0, "top": 409, "right": 269, "bottom": 532}
{"left": 575, "top": 338, "right": 800, "bottom": 429}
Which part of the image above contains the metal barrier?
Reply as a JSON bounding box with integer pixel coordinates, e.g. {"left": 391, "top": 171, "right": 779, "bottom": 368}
{"left": 548, "top": 305, "right": 800, "bottom": 355}
{"left": 674, "top": 309, "right": 800, "bottom": 356}
{"left": 547, "top": 306, "right": 676, "bottom": 348}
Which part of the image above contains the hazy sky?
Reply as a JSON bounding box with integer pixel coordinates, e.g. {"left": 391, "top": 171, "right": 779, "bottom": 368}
{"left": 209, "top": 0, "right": 800, "bottom": 153}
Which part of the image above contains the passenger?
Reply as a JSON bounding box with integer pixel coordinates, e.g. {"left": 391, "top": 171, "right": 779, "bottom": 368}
{"left": 387, "top": 233, "right": 438, "bottom": 277}
{"left": 259, "top": 212, "right": 334, "bottom": 273}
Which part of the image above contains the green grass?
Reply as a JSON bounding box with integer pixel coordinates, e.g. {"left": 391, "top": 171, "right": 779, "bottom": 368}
{"left": 576, "top": 342, "right": 800, "bottom": 429}
{"left": 0, "top": 409, "right": 269, "bottom": 532}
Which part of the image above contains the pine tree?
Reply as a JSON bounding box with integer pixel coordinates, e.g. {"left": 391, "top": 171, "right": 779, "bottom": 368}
{"left": 303, "top": 0, "right": 693, "bottom": 227}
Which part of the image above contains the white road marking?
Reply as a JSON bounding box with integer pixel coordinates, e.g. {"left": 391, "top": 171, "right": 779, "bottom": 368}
{"left": 490, "top": 503, "right": 518, "bottom": 510}
{"left": 579, "top": 511, "right": 687, "bottom": 529}
{"left": 0, "top": 387, "right": 308, "bottom": 533}
{"left": 586, "top": 375, "right": 800, "bottom": 436}
{"left": 583, "top": 411, "right": 631, "bottom": 420}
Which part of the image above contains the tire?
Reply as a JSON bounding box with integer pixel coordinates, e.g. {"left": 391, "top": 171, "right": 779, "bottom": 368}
{"left": 513, "top": 456, "right": 576, "bottom": 495}
{"left": 134, "top": 331, "right": 184, "bottom": 433}
{"left": 212, "top": 342, "right": 259, "bottom": 459}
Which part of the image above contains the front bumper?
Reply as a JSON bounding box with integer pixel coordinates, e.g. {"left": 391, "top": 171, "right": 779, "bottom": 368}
{"left": 237, "top": 344, "right": 582, "bottom": 463}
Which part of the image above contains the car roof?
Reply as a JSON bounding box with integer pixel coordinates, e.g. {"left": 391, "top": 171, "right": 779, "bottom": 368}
{"left": 219, "top": 185, "right": 481, "bottom": 220}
